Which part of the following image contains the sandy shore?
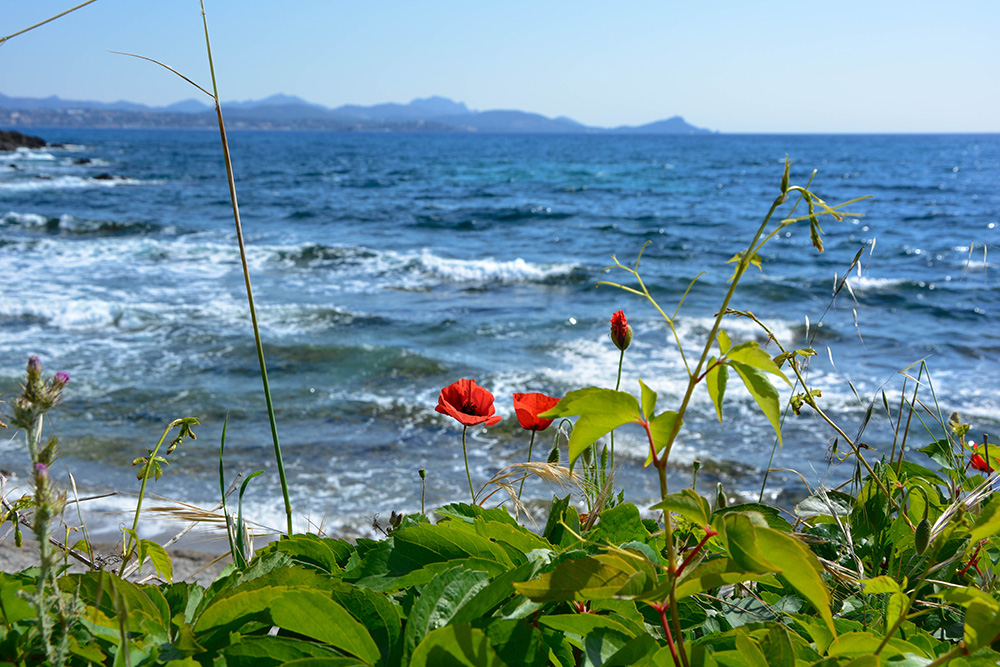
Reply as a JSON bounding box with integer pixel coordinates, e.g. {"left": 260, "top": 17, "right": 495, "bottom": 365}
{"left": 0, "top": 536, "right": 230, "bottom": 587}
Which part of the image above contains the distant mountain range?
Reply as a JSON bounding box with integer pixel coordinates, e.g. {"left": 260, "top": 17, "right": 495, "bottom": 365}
{"left": 0, "top": 92, "right": 713, "bottom": 134}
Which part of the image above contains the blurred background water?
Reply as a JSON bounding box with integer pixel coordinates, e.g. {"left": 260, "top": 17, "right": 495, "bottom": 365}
{"left": 1, "top": 129, "right": 997, "bottom": 540}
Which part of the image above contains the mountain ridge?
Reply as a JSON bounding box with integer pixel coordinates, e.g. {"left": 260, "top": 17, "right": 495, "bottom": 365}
{"left": 0, "top": 92, "right": 714, "bottom": 134}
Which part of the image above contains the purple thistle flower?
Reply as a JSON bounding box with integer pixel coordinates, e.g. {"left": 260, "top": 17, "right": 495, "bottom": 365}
{"left": 54, "top": 372, "right": 70, "bottom": 386}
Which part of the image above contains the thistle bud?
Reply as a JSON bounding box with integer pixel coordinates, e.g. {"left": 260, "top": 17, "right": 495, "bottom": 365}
{"left": 27, "top": 355, "right": 42, "bottom": 377}
{"left": 610, "top": 310, "right": 633, "bottom": 351}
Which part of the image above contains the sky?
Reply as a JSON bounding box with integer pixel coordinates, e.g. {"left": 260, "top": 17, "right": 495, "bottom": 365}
{"left": 1, "top": 1, "right": 998, "bottom": 133}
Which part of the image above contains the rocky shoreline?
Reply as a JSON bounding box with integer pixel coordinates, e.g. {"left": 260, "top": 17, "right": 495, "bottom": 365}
{"left": 0, "top": 129, "right": 47, "bottom": 151}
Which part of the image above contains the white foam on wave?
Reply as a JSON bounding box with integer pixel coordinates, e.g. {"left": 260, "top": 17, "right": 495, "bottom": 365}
{"left": 1, "top": 148, "right": 56, "bottom": 161}
{"left": 0, "top": 175, "right": 142, "bottom": 192}
{"left": 417, "top": 250, "right": 576, "bottom": 283}
{"left": 841, "top": 275, "right": 908, "bottom": 292}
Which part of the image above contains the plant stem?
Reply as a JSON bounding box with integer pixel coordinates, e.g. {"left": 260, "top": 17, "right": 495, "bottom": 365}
{"left": 462, "top": 426, "right": 475, "bottom": 503}
{"left": 200, "top": 1, "right": 293, "bottom": 536}
{"left": 517, "top": 430, "right": 537, "bottom": 500}
{"left": 120, "top": 422, "right": 174, "bottom": 575}
{"left": 610, "top": 347, "right": 625, "bottom": 471}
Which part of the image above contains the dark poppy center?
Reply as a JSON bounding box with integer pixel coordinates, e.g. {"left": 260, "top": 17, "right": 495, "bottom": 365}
{"left": 459, "top": 401, "right": 479, "bottom": 415}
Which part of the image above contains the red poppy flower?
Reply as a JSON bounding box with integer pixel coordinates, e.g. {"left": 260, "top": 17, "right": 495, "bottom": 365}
{"left": 971, "top": 453, "right": 994, "bottom": 473}
{"left": 436, "top": 379, "right": 501, "bottom": 427}
{"left": 512, "top": 392, "right": 561, "bottom": 432}
{"left": 610, "top": 310, "right": 632, "bottom": 351}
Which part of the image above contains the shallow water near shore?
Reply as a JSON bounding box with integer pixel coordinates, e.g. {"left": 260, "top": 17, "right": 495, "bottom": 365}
{"left": 1, "top": 129, "right": 998, "bottom": 537}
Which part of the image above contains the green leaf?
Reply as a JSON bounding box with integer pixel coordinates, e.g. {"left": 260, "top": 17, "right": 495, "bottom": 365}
{"left": 968, "top": 498, "right": 1000, "bottom": 543}
{"left": 964, "top": 598, "right": 1000, "bottom": 653}
{"left": 587, "top": 502, "right": 652, "bottom": 546}
{"left": 514, "top": 554, "right": 641, "bottom": 602}
{"left": 755, "top": 526, "right": 836, "bottom": 636}
{"left": 645, "top": 410, "right": 681, "bottom": 467}
{"left": 859, "top": 576, "right": 903, "bottom": 595}
{"left": 403, "top": 566, "right": 491, "bottom": 665}
{"left": 727, "top": 341, "right": 791, "bottom": 385}
{"left": 539, "top": 613, "right": 636, "bottom": 640}
{"left": 715, "top": 503, "right": 792, "bottom": 531}
{"left": 410, "top": 624, "right": 508, "bottom": 667}
{"left": 543, "top": 494, "right": 581, "bottom": 548}
{"left": 734, "top": 629, "right": 768, "bottom": 667}
{"left": 759, "top": 625, "right": 796, "bottom": 667}
{"left": 540, "top": 387, "right": 642, "bottom": 466}
{"left": 720, "top": 514, "right": 775, "bottom": 574}
{"left": 140, "top": 539, "right": 173, "bottom": 583}
{"left": 387, "top": 523, "right": 514, "bottom": 574}
{"left": 918, "top": 438, "right": 955, "bottom": 469}
{"left": 794, "top": 491, "right": 853, "bottom": 519}
{"left": 671, "top": 558, "right": 771, "bottom": 602}
{"left": 195, "top": 587, "right": 379, "bottom": 663}
{"left": 639, "top": 378, "right": 657, "bottom": 421}
{"left": 718, "top": 330, "right": 732, "bottom": 355}
{"left": 728, "top": 359, "right": 783, "bottom": 445}
{"left": 257, "top": 533, "right": 350, "bottom": 574}
{"left": 436, "top": 503, "right": 520, "bottom": 527}
{"left": 220, "top": 636, "right": 348, "bottom": 665}
{"left": 649, "top": 490, "right": 711, "bottom": 526}
{"left": 706, "top": 358, "right": 728, "bottom": 422}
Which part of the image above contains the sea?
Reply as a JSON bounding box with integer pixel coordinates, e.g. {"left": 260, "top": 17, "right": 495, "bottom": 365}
{"left": 1, "top": 129, "right": 998, "bottom": 543}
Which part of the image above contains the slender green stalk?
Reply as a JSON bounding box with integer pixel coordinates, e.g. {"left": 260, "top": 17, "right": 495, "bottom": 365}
{"left": 200, "top": 1, "right": 293, "bottom": 535}
{"left": 120, "top": 422, "right": 173, "bottom": 575}
{"left": 0, "top": 0, "right": 98, "bottom": 46}
{"left": 517, "top": 430, "right": 537, "bottom": 499}
{"left": 609, "top": 347, "right": 625, "bottom": 470}
{"left": 461, "top": 426, "right": 475, "bottom": 503}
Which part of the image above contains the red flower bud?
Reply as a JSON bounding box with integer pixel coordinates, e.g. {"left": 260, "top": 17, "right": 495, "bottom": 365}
{"left": 610, "top": 310, "right": 632, "bottom": 351}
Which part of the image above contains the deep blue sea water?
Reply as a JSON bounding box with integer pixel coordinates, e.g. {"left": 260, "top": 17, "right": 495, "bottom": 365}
{"left": 2, "top": 129, "right": 998, "bottom": 540}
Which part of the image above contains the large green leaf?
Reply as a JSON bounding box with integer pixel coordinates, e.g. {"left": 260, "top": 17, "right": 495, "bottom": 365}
{"left": 539, "top": 613, "right": 636, "bottom": 640}
{"left": 195, "top": 586, "right": 379, "bottom": 663}
{"left": 728, "top": 359, "right": 783, "bottom": 444}
{"left": 409, "top": 624, "right": 508, "bottom": 667}
{"left": 451, "top": 554, "right": 551, "bottom": 625}
{"left": 649, "top": 490, "right": 712, "bottom": 526}
{"left": 474, "top": 518, "right": 552, "bottom": 555}
{"left": 705, "top": 357, "right": 728, "bottom": 422}
{"left": 540, "top": 387, "right": 642, "bottom": 466}
{"left": 436, "top": 503, "right": 520, "bottom": 527}
{"left": 256, "top": 533, "right": 350, "bottom": 574}
{"left": 645, "top": 410, "right": 681, "bottom": 466}
{"left": 726, "top": 341, "right": 791, "bottom": 385}
{"left": 327, "top": 581, "right": 401, "bottom": 663}
{"left": 514, "top": 554, "right": 643, "bottom": 603}
{"left": 220, "top": 636, "right": 349, "bottom": 666}
{"left": 403, "top": 566, "right": 491, "bottom": 665}
{"left": 968, "top": 496, "right": 1000, "bottom": 543}
{"left": 587, "top": 502, "right": 652, "bottom": 546}
{"left": 388, "top": 523, "right": 514, "bottom": 574}
{"left": 672, "top": 558, "right": 771, "bottom": 601}
{"left": 754, "top": 527, "right": 835, "bottom": 636}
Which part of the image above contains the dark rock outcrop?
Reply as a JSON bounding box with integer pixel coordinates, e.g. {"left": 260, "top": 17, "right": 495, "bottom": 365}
{"left": 0, "top": 129, "right": 46, "bottom": 151}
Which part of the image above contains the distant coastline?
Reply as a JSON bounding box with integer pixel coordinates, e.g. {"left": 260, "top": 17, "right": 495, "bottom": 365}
{"left": 0, "top": 92, "right": 714, "bottom": 135}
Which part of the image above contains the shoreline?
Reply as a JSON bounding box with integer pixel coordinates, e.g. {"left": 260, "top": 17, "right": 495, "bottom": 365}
{"left": 0, "top": 532, "right": 231, "bottom": 587}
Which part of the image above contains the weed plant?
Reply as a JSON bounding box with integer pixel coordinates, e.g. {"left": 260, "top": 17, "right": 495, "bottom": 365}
{"left": 2, "top": 4, "right": 1000, "bottom": 667}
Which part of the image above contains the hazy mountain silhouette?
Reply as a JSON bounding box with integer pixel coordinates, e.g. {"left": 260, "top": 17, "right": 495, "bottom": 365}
{"left": 0, "top": 92, "right": 713, "bottom": 134}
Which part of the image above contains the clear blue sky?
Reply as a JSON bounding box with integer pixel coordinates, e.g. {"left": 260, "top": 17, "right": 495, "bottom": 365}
{"left": 2, "top": 1, "right": 997, "bottom": 133}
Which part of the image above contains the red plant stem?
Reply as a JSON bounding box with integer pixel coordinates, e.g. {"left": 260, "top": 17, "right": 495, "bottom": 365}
{"left": 958, "top": 540, "right": 986, "bottom": 578}
{"left": 653, "top": 601, "right": 680, "bottom": 667}
{"left": 677, "top": 526, "right": 719, "bottom": 577}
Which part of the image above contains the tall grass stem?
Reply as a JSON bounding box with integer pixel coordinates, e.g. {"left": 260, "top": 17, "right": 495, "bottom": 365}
{"left": 200, "top": 1, "right": 293, "bottom": 535}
